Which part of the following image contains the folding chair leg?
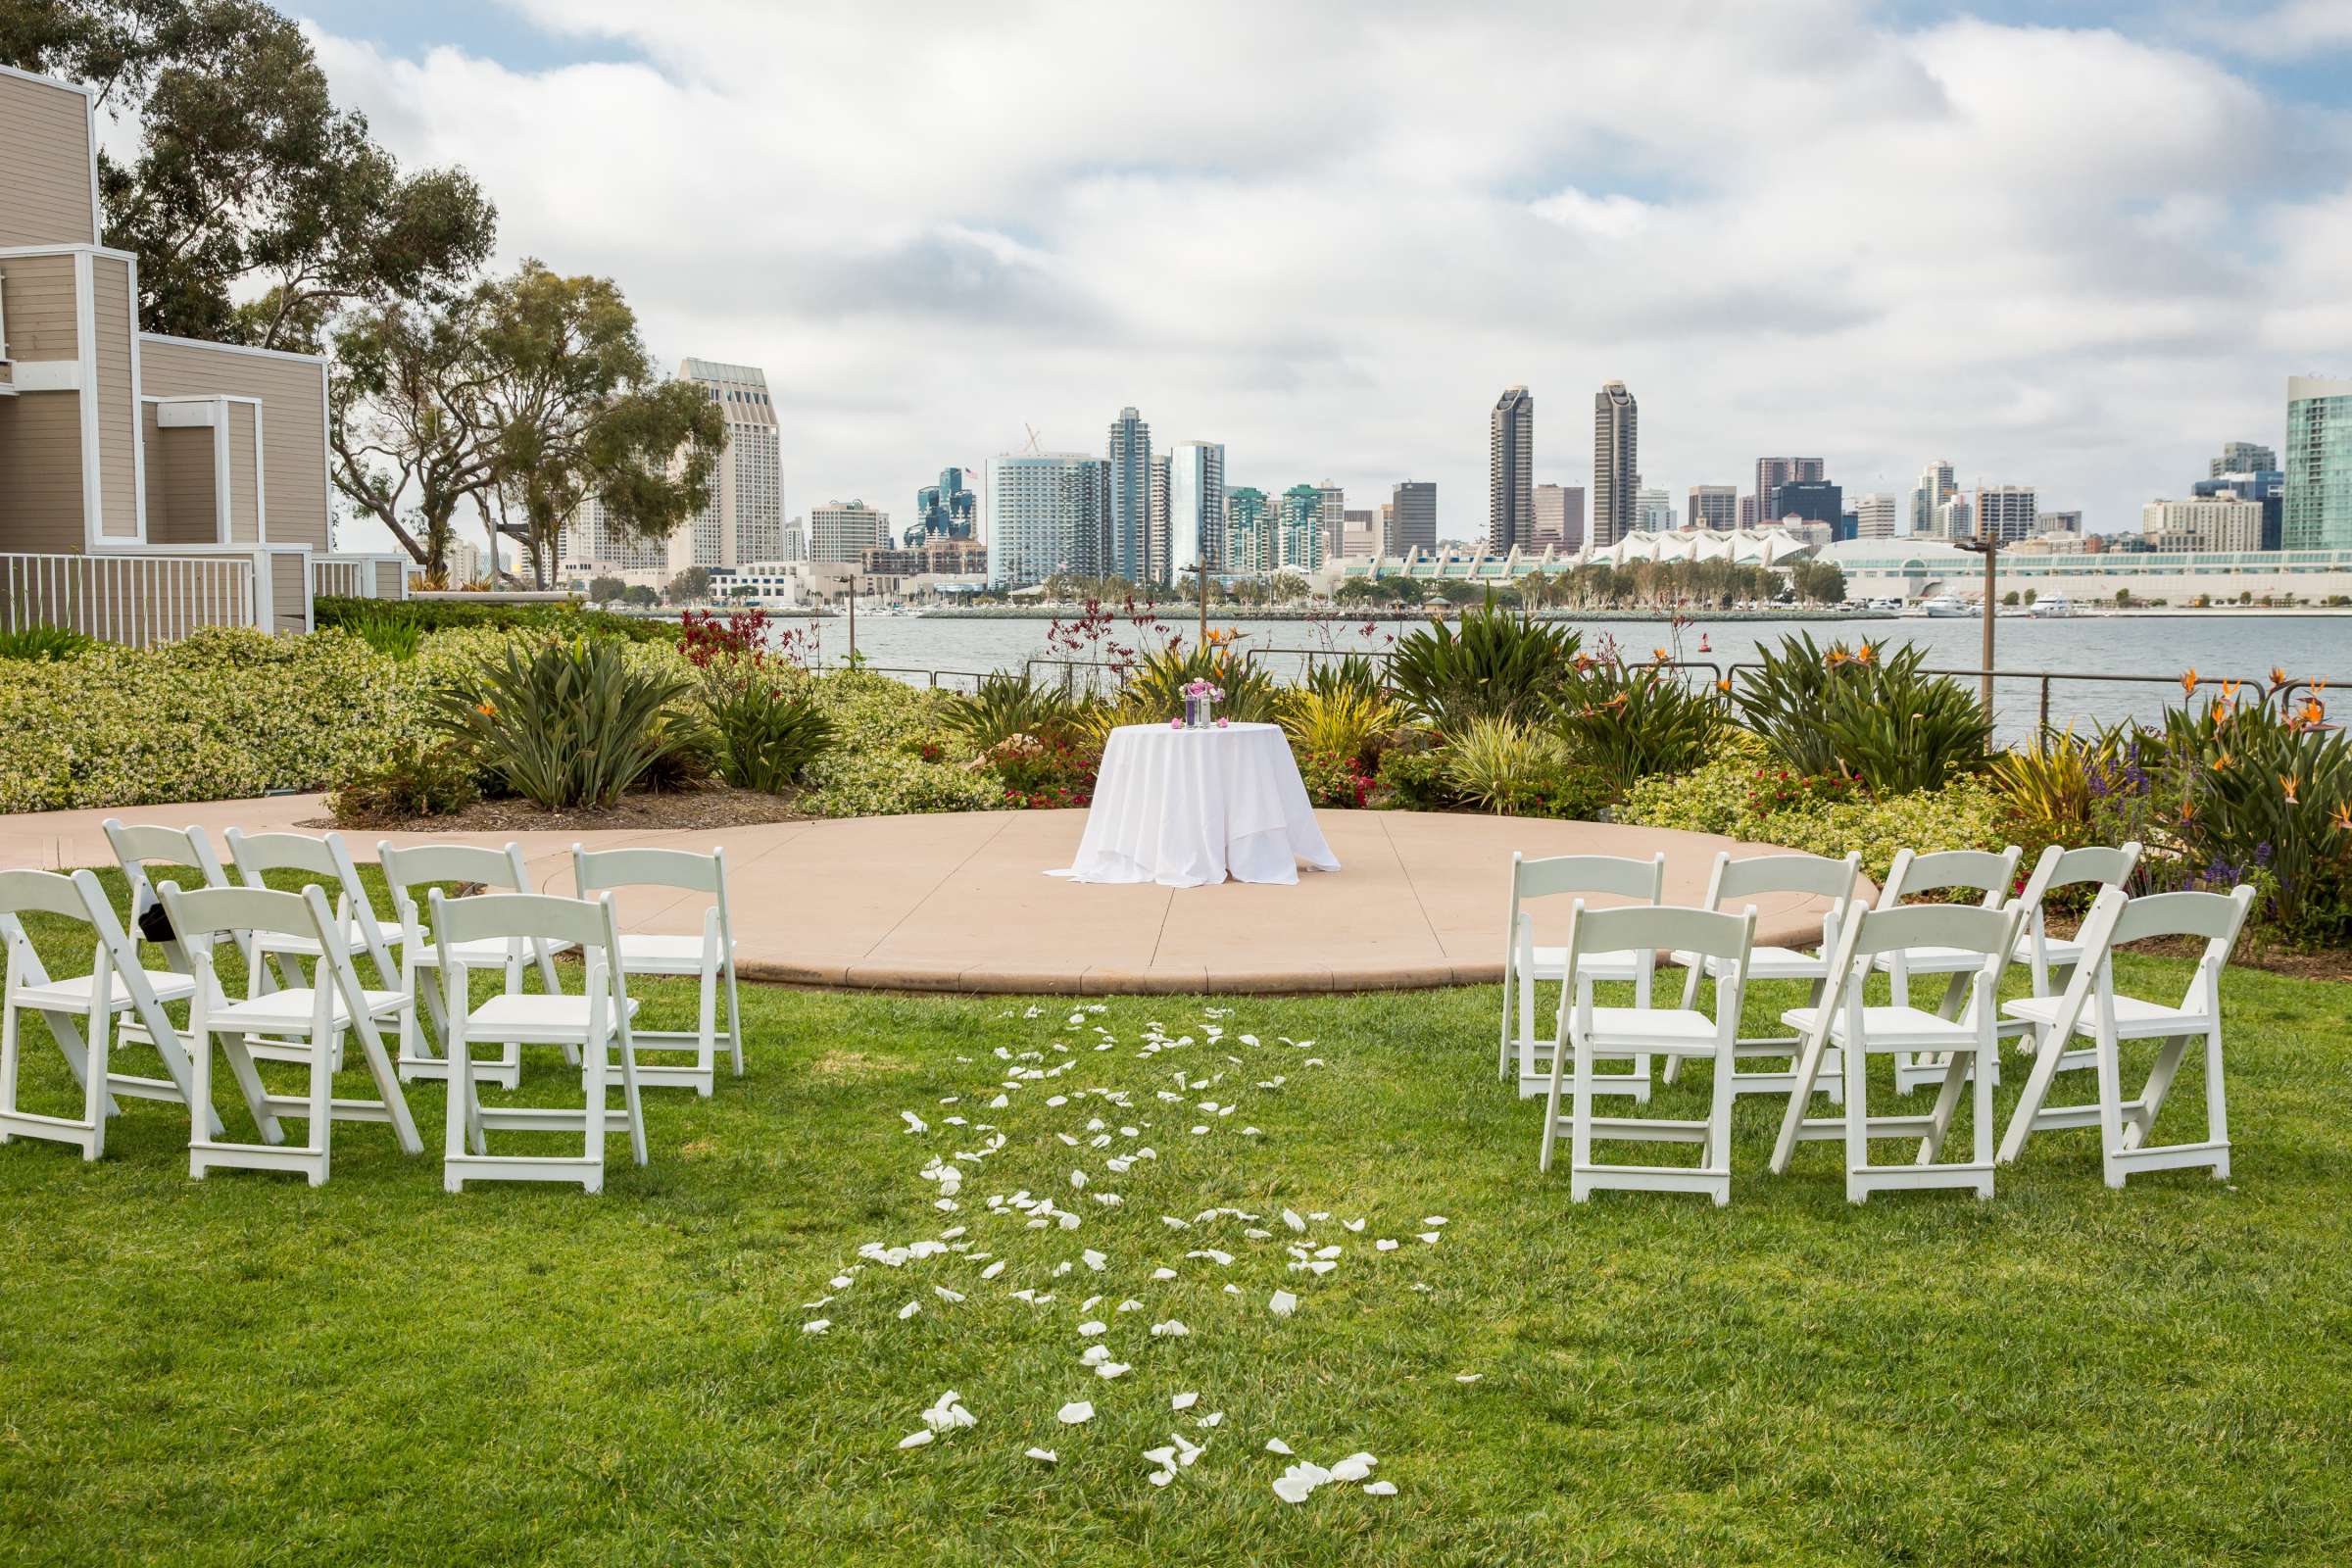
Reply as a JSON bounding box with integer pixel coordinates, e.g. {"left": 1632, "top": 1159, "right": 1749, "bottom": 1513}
{"left": 2127, "top": 1035, "right": 2191, "bottom": 1151}
{"left": 723, "top": 961, "right": 744, "bottom": 1078}
{"left": 220, "top": 1034, "right": 285, "bottom": 1144}
{"left": 1842, "top": 1027, "right": 1870, "bottom": 1203}
{"left": 1569, "top": 1035, "right": 1596, "bottom": 1202}
{"left": 695, "top": 961, "right": 718, "bottom": 1099}
{"left": 2203, "top": 1023, "right": 2230, "bottom": 1181}
{"left": 2093, "top": 1013, "right": 2130, "bottom": 1191}
{"left": 1998, "top": 1019, "right": 2073, "bottom": 1165}
{"left": 81, "top": 997, "right": 109, "bottom": 1161}
{"left": 1706, "top": 1045, "right": 1736, "bottom": 1207}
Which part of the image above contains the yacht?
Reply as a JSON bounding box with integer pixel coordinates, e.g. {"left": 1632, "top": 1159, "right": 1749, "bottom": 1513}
{"left": 1905, "top": 594, "right": 1971, "bottom": 618}
{"left": 2029, "top": 594, "right": 2076, "bottom": 618}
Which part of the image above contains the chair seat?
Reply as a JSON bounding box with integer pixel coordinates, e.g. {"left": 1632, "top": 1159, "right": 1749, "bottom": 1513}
{"left": 613, "top": 933, "right": 734, "bottom": 973}
{"left": 1782, "top": 1004, "right": 1980, "bottom": 1051}
{"left": 1870, "top": 946, "right": 1990, "bottom": 976}
{"left": 2003, "top": 993, "right": 2213, "bottom": 1041}
{"left": 2013, "top": 936, "right": 2084, "bottom": 966}
{"left": 254, "top": 919, "right": 407, "bottom": 957}
{"left": 463, "top": 992, "right": 641, "bottom": 1043}
{"left": 209, "top": 986, "right": 406, "bottom": 1032}
{"left": 1527, "top": 947, "right": 1647, "bottom": 983}
{"left": 1675, "top": 945, "right": 1826, "bottom": 981}
{"left": 14, "top": 968, "right": 197, "bottom": 1011}
{"left": 413, "top": 934, "right": 579, "bottom": 967}
{"left": 1576, "top": 1006, "right": 1724, "bottom": 1054}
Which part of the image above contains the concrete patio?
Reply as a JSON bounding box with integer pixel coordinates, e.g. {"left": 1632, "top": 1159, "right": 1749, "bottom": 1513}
{"left": 0, "top": 799, "right": 1847, "bottom": 995}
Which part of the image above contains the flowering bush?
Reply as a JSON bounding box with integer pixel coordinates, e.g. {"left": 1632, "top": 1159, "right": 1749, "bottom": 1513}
{"left": 1296, "top": 749, "right": 1377, "bottom": 809}
{"left": 1744, "top": 767, "right": 1868, "bottom": 817}
{"left": 971, "top": 731, "right": 1101, "bottom": 809}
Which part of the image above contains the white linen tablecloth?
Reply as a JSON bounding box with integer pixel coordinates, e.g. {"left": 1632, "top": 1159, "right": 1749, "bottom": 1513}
{"left": 1055, "top": 722, "right": 1342, "bottom": 887}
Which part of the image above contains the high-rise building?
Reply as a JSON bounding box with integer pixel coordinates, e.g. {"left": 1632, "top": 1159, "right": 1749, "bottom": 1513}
{"left": 1147, "top": 452, "right": 1172, "bottom": 585}
{"left": 1164, "top": 442, "right": 1226, "bottom": 582}
{"left": 1533, "top": 483, "right": 1585, "bottom": 549}
{"left": 1754, "top": 458, "right": 1825, "bottom": 525}
{"left": 1225, "top": 487, "right": 1272, "bottom": 574}
{"left": 1276, "top": 484, "right": 1326, "bottom": 571}
{"left": 1973, "top": 484, "right": 2037, "bottom": 542}
{"left": 2144, "top": 496, "right": 2264, "bottom": 553}
{"left": 1936, "top": 494, "right": 1975, "bottom": 538}
{"left": 809, "top": 500, "right": 890, "bottom": 565}
{"left": 2191, "top": 473, "right": 2281, "bottom": 550}
{"left": 1738, "top": 495, "right": 1759, "bottom": 529}
{"left": 986, "top": 454, "right": 1110, "bottom": 587}
{"left": 907, "top": 466, "right": 977, "bottom": 545}
{"left": 1853, "top": 492, "right": 1900, "bottom": 539}
{"left": 779, "top": 516, "right": 808, "bottom": 562}
{"left": 1489, "top": 386, "right": 1535, "bottom": 552}
{"left": 2214, "top": 440, "right": 2278, "bottom": 477}
{"left": 1105, "top": 405, "right": 1152, "bottom": 582}
{"left": 2285, "top": 375, "right": 2352, "bottom": 551}
{"left": 1636, "top": 486, "right": 1675, "bottom": 531}
{"left": 561, "top": 495, "right": 668, "bottom": 573}
{"left": 1912, "top": 460, "right": 1956, "bottom": 538}
{"left": 1772, "top": 479, "right": 1843, "bottom": 529}
{"left": 1389, "top": 481, "right": 1438, "bottom": 556}
{"left": 1687, "top": 485, "right": 1738, "bottom": 532}
{"left": 1340, "top": 508, "right": 1379, "bottom": 558}
{"left": 1315, "top": 481, "right": 1347, "bottom": 564}
{"left": 677, "top": 359, "right": 784, "bottom": 566}
{"left": 2039, "top": 509, "right": 2083, "bottom": 535}
{"left": 1592, "top": 381, "right": 1639, "bottom": 548}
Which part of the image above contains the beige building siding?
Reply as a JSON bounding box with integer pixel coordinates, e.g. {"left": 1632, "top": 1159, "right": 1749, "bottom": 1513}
{"left": 0, "top": 395, "right": 86, "bottom": 550}
{"left": 136, "top": 337, "right": 328, "bottom": 548}
{"left": 90, "top": 254, "right": 139, "bottom": 540}
{"left": 226, "top": 402, "right": 261, "bottom": 541}
{"left": 0, "top": 252, "right": 80, "bottom": 361}
{"left": 149, "top": 420, "right": 220, "bottom": 543}
{"left": 370, "top": 559, "right": 404, "bottom": 599}
{"left": 269, "top": 550, "right": 310, "bottom": 633}
{"left": 0, "top": 73, "right": 96, "bottom": 248}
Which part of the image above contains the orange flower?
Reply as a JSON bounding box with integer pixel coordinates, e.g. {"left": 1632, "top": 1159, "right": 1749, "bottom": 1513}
{"left": 2180, "top": 667, "right": 2199, "bottom": 696}
{"left": 2334, "top": 801, "right": 2352, "bottom": 832}
{"left": 2272, "top": 665, "right": 2287, "bottom": 686}
{"left": 2303, "top": 699, "right": 2328, "bottom": 725}
{"left": 2220, "top": 679, "right": 2241, "bottom": 702}
{"left": 2212, "top": 750, "right": 2233, "bottom": 771}
{"left": 1716, "top": 678, "right": 1732, "bottom": 694}
{"left": 2314, "top": 678, "right": 2329, "bottom": 695}
{"left": 476, "top": 702, "right": 497, "bottom": 716}
{"left": 1652, "top": 647, "right": 1669, "bottom": 662}
{"left": 2280, "top": 773, "right": 2300, "bottom": 804}
{"left": 1855, "top": 642, "right": 1877, "bottom": 664}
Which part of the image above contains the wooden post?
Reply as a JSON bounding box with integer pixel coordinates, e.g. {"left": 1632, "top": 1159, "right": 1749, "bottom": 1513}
{"left": 847, "top": 569, "right": 858, "bottom": 666}
{"left": 1957, "top": 534, "right": 2002, "bottom": 731}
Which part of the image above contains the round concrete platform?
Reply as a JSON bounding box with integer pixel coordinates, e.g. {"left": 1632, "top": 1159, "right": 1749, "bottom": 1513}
{"left": 1, "top": 800, "right": 1849, "bottom": 996}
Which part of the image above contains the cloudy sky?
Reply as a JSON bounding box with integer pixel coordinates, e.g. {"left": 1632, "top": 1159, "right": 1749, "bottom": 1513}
{"left": 290, "top": 0, "right": 2352, "bottom": 550}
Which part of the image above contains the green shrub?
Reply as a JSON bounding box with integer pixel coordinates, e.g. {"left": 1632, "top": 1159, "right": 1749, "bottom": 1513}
{"left": 1114, "top": 642, "right": 1280, "bottom": 725}
{"left": 326, "top": 739, "right": 481, "bottom": 822}
{"left": 699, "top": 662, "right": 837, "bottom": 793}
{"left": 343, "top": 608, "right": 423, "bottom": 662}
{"left": 0, "top": 626, "right": 425, "bottom": 813}
{"left": 314, "top": 595, "right": 679, "bottom": 643}
{"left": 1740, "top": 635, "right": 1990, "bottom": 792}
{"left": 1551, "top": 659, "right": 1724, "bottom": 780}
{"left": 1617, "top": 730, "right": 1771, "bottom": 836}
{"left": 1275, "top": 687, "right": 1396, "bottom": 773}
{"left": 1297, "top": 653, "right": 1387, "bottom": 705}
{"left": 1731, "top": 631, "right": 1846, "bottom": 775}
{"left": 800, "top": 670, "right": 1004, "bottom": 818}
{"left": 1388, "top": 607, "right": 1578, "bottom": 734}
{"left": 1296, "top": 749, "right": 1376, "bottom": 809}
{"left": 427, "top": 636, "right": 698, "bottom": 809}
{"left": 975, "top": 731, "right": 1101, "bottom": 810}
{"left": 946, "top": 670, "right": 1088, "bottom": 750}
{"left": 1373, "top": 742, "right": 1461, "bottom": 811}
{"left": 1442, "top": 714, "right": 1616, "bottom": 819}
{"left": 2157, "top": 697, "right": 2352, "bottom": 941}
{"left": 0, "top": 624, "right": 97, "bottom": 661}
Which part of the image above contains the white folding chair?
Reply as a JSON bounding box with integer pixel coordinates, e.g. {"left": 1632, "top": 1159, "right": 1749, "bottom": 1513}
{"left": 1665, "top": 851, "right": 1860, "bottom": 1102}
{"left": 0, "top": 868, "right": 234, "bottom": 1158}
{"left": 1499, "top": 851, "right": 1666, "bottom": 1102}
{"left": 2007, "top": 842, "right": 2143, "bottom": 1006}
{"left": 223, "top": 830, "right": 409, "bottom": 1067}
{"left": 1998, "top": 883, "right": 2253, "bottom": 1186}
{"left": 571, "top": 845, "right": 742, "bottom": 1096}
{"left": 431, "top": 890, "right": 647, "bottom": 1194}
{"left": 104, "top": 819, "right": 246, "bottom": 975}
{"left": 1541, "top": 902, "right": 1757, "bottom": 1206}
{"left": 1868, "top": 846, "right": 2022, "bottom": 1094}
{"left": 378, "top": 841, "right": 575, "bottom": 1091}
{"left": 160, "top": 882, "right": 422, "bottom": 1186}
{"left": 1769, "top": 902, "right": 2022, "bottom": 1203}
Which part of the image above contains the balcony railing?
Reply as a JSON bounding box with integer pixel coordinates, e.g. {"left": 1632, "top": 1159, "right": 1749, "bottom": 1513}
{"left": 1, "top": 551, "right": 257, "bottom": 647}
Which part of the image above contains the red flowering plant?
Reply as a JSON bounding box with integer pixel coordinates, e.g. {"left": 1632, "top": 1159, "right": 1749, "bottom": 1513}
{"left": 970, "top": 731, "right": 1101, "bottom": 809}
{"left": 1744, "top": 766, "right": 1868, "bottom": 816}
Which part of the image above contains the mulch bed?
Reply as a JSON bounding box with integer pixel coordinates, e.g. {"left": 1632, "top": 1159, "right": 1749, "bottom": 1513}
{"left": 307, "top": 786, "right": 813, "bottom": 836}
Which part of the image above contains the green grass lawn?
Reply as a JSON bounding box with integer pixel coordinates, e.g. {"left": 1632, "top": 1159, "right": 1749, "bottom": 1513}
{"left": 1, "top": 868, "right": 2348, "bottom": 1566}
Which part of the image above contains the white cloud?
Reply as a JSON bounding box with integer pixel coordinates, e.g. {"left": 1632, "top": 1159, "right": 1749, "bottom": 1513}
{"left": 303, "top": 2, "right": 2352, "bottom": 550}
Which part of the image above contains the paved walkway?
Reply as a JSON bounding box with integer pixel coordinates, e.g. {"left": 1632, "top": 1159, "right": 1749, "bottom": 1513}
{"left": 0, "top": 798, "right": 1849, "bottom": 995}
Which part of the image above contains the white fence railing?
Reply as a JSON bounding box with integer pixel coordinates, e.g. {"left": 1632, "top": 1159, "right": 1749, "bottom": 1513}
{"left": 1, "top": 551, "right": 259, "bottom": 647}
{"left": 310, "top": 553, "right": 412, "bottom": 604}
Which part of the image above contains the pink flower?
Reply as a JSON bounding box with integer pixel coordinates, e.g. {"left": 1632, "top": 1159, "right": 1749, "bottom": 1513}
{"left": 1215, "top": 717, "right": 1230, "bottom": 728}
{"left": 1169, "top": 717, "right": 1183, "bottom": 729}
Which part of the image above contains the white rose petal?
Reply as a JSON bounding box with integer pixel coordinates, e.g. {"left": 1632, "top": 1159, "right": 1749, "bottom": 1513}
{"left": 898, "top": 1429, "right": 934, "bottom": 1449}
{"left": 1057, "top": 1401, "right": 1095, "bottom": 1425}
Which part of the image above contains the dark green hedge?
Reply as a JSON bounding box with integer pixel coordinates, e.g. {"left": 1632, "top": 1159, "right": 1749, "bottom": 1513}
{"left": 313, "top": 596, "right": 680, "bottom": 643}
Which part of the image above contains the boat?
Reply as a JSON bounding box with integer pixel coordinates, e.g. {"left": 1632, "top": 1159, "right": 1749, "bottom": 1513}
{"left": 2029, "top": 595, "right": 2076, "bottom": 618}
{"left": 1905, "top": 594, "right": 1971, "bottom": 618}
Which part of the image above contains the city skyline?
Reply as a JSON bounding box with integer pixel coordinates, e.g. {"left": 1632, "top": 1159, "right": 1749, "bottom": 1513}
{"left": 273, "top": 3, "right": 2352, "bottom": 557}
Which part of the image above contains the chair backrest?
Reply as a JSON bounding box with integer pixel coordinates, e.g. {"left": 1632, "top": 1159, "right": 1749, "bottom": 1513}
{"left": 104, "top": 819, "right": 236, "bottom": 931}
{"left": 1566, "top": 901, "right": 1756, "bottom": 967}
{"left": 0, "top": 866, "right": 104, "bottom": 927}
{"left": 2108, "top": 885, "right": 2255, "bottom": 952}
{"left": 158, "top": 881, "right": 335, "bottom": 949}
{"left": 378, "top": 841, "right": 531, "bottom": 904}
{"left": 1511, "top": 851, "right": 1664, "bottom": 906}
{"left": 570, "top": 845, "right": 727, "bottom": 898}
{"left": 1843, "top": 901, "right": 2020, "bottom": 963}
{"left": 2035, "top": 842, "right": 2142, "bottom": 898}
{"left": 429, "top": 889, "right": 618, "bottom": 959}
{"left": 1705, "top": 851, "right": 1861, "bottom": 906}
{"left": 225, "top": 828, "right": 350, "bottom": 886}
{"left": 1877, "top": 846, "right": 2023, "bottom": 910}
